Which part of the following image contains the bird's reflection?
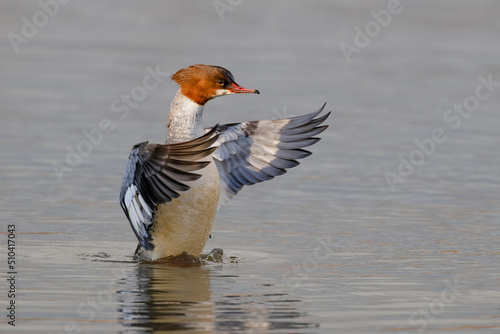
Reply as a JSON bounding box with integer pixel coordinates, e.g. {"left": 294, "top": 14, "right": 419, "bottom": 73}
{"left": 118, "top": 262, "right": 214, "bottom": 332}
{"left": 117, "top": 261, "right": 318, "bottom": 333}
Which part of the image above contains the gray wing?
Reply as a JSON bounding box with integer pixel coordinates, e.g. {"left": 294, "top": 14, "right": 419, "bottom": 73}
{"left": 209, "top": 103, "right": 331, "bottom": 206}
{"left": 119, "top": 127, "right": 218, "bottom": 250}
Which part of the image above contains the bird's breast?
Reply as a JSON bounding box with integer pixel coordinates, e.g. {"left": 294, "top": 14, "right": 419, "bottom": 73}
{"left": 149, "top": 161, "right": 220, "bottom": 260}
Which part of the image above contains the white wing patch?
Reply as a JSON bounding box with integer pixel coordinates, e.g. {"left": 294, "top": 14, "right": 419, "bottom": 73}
{"left": 123, "top": 184, "right": 154, "bottom": 246}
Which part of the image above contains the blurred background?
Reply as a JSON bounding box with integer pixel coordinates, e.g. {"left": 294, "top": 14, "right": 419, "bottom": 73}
{"left": 1, "top": 1, "right": 499, "bottom": 333}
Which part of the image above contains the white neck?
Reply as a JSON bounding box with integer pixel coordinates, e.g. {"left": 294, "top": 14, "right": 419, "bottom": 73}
{"left": 165, "top": 90, "right": 205, "bottom": 144}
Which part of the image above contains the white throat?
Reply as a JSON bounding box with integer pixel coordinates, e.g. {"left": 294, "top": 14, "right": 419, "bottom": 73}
{"left": 166, "top": 90, "right": 205, "bottom": 144}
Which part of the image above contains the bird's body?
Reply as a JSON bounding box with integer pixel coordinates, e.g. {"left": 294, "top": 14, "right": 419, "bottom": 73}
{"left": 120, "top": 64, "right": 330, "bottom": 261}
{"left": 135, "top": 161, "right": 220, "bottom": 260}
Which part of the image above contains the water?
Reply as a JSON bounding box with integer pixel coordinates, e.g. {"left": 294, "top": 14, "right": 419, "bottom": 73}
{"left": 1, "top": 1, "right": 499, "bottom": 333}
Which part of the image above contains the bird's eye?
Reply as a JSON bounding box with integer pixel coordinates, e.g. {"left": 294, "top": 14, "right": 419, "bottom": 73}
{"left": 217, "top": 79, "right": 225, "bottom": 85}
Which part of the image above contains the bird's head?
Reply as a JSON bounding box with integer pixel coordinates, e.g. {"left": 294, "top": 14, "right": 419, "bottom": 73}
{"left": 171, "top": 64, "right": 259, "bottom": 105}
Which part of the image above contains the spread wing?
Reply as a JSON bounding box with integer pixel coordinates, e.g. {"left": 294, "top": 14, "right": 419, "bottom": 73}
{"left": 119, "top": 127, "right": 219, "bottom": 251}
{"left": 209, "top": 103, "right": 331, "bottom": 206}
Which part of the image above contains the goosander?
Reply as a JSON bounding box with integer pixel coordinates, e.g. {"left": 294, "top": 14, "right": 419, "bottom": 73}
{"left": 120, "top": 64, "right": 331, "bottom": 261}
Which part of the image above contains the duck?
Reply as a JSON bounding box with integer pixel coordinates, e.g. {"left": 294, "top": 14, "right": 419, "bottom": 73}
{"left": 119, "top": 64, "right": 331, "bottom": 261}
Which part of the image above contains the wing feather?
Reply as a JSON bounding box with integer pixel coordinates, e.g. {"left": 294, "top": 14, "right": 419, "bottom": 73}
{"left": 119, "top": 127, "right": 219, "bottom": 250}
{"left": 209, "top": 104, "right": 331, "bottom": 206}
